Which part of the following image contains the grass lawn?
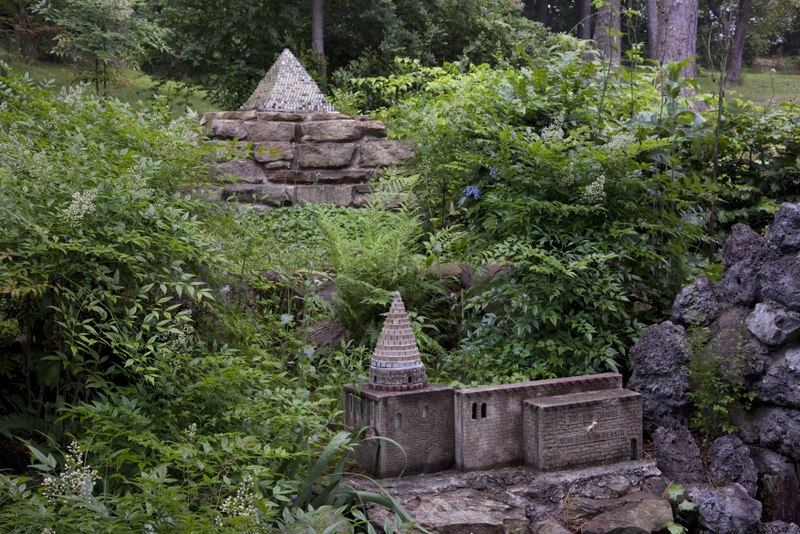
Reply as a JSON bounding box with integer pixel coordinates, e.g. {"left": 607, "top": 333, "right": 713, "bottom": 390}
{"left": 696, "top": 68, "right": 800, "bottom": 107}
{"left": 0, "top": 51, "right": 213, "bottom": 115}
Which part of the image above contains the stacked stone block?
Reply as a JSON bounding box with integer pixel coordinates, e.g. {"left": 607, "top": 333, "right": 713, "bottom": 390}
{"left": 205, "top": 110, "right": 414, "bottom": 208}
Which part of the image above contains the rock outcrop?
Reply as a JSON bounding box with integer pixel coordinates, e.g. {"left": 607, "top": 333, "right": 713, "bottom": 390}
{"left": 627, "top": 203, "right": 800, "bottom": 532}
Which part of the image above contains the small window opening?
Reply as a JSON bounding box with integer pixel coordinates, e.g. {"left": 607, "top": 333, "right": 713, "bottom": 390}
{"left": 630, "top": 438, "right": 638, "bottom": 460}
{"left": 471, "top": 402, "right": 478, "bottom": 419}
{"left": 395, "top": 413, "right": 402, "bottom": 428}
{"left": 422, "top": 405, "right": 429, "bottom": 418}
{"left": 407, "top": 376, "right": 413, "bottom": 383}
{"left": 372, "top": 374, "right": 377, "bottom": 382}
{"left": 481, "top": 403, "right": 487, "bottom": 418}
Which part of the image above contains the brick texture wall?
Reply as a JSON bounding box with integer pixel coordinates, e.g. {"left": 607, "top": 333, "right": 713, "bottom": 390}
{"left": 523, "top": 389, "right": 642, "bottom": 470}
{"left": 344, "top": 384, "right": 454, "bottom": 478}
{"left": 454, "top": 373, "right": 623, "bottom": 471}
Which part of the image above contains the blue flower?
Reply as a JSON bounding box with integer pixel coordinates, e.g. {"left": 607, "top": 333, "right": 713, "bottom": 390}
{"left": 464, "top": 185, "right": 481, "bottom": 200}
{"left": 489, "top": 167, "right": 498, "bottom": 179}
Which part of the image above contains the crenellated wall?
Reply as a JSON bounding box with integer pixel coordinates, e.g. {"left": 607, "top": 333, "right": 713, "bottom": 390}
{"left": 203, "top": 111, "right": 415, "bottom": 208}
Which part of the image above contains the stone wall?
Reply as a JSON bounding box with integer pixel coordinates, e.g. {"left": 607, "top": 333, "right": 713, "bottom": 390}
{"left": 453, "top": 373, "right": 623, "bottom": 471}
{"left": 203, "top": 111, "right": 415, "bottom": 208}
{"left": 524, "top": 389, "right": 642, "bottom": 470}
{"left": 344, "top": 383, "right": 455, "bottom": 478}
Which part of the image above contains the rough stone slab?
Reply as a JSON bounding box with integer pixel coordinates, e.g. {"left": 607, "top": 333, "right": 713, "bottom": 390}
{"left": 245, "top": 120, "right": 296, "bottom": 142}
{"left": 214, "top": 110, "right": 257, "bottom": 121}
{"left": 221, "top": 183, "right": 294, "bottom": 206}
{"left": 299, "top": 120, "right": 363, "bottom": 142}
{"left": 266, "top": 169, "right": 370, "bottom": 184}
{"left": 346, "top": 461, "right": 665, "bottom": 531}
{"left": 579, "top": 492, "right": 673, "bottom": 534}
{"left": 652, "top": 426, "right": 705, "bottom": 484}
{"left": 252, "top": 142, "right": 293, "bottom": 163}
{"left": 214, "top": 159, "right": 266, "bottom": 184}
{"left": 359, "top": 140, "right": 416, "bottom": 167}
{"left": 256, "top": 111, "right": 305, "bottom": 121}
{"left": 295, "top": 184, "right": 354, "bottom": 206}
{"left": 759, "top": 257, "right": 800, "bottom": 312}
{"left": 361, "top": 119, "right": 388, "bottom": 137}
{"left": 211, "top": 119, "right": 248, "bottom": 139}
{"left": 297, "top": 143, "right": 356, "bottom": 168}
{"left": 722, "top": 223, "right": 777, "bottom": 306}
{"left": 308, "top": 112, "right": 347, "bottom": 121}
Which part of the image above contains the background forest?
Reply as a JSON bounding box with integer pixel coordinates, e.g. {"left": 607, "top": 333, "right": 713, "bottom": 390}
{"left": 0, "top": 0, "right": 799, "bottom": 531}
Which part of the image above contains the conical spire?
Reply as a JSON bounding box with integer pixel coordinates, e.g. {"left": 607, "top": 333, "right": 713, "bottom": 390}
{"left": 369, "top": 292, "right": 426, "bottom": 391}
{"left": 240, "top": 49, "right": 337, "bottom": 113}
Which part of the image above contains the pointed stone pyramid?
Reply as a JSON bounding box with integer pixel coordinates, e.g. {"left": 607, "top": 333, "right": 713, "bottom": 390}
{"left": 369, "top": 292, "right": 427, "bottom": 391}
{"left": 240, "top": 49, "right": 337, "bottom": 113}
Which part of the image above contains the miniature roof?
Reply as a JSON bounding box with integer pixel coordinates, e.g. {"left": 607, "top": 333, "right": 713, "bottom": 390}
{"left": 372, "top": 292, "right": 422, "bottom": 365}
{"left": 240, "top": 49, "right": 337, "bottom": 113}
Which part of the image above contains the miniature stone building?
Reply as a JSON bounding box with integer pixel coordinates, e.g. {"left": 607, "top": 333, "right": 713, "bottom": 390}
{"left": 344, "top": 293, "right": 643, "bottom": 478}
{"left": 204, "top": 49, "right": 414, "bottom": 208}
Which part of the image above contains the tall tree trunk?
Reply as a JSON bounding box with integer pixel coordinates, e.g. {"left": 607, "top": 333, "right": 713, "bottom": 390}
{"left": 725, "top": 0, "right": 752, "bottom": 85}
{"left": 312, "top": 0, "right": 326, "bottom": 83}
{"left": 647, "top": 0, "right": 660, "bottom": 58}
{"left": 535, "top": 0, "right": 548, "bottom": 25}
{"left": 656, "top": 0, "right": 699, "bottom": 78}
{"left": 523, "top": 0, "right": 536, "bottom": 19}
{"left": 577, "top": 0, "right": 592, "bottom": 40}
{"left": 594, "top": 0, "right": 621, "bottom": 63}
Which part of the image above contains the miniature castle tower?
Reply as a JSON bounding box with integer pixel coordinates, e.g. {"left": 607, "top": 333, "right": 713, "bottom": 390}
{"left": 344, "top": 292, "right": 455, "bottom": 478}
{"left": 369, "top": 292, "right": 427, "bottom": 391}
{"left": 240, "top": 49, "right": 336, "bottom": 113}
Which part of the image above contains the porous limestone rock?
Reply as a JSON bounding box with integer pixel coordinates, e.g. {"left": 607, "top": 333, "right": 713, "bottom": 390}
{"left": 688, "top": 483, "right": 762, "bottom": 534}
{"left": 721, "top": 223, "right": 778, "bottom": 306}
{"left": 671, "top": 275, "right": 720, "bottom": 327}
{"left": 750, "top": 446, "right": 800, "bottom": 524}
{"left": 706, "top": 307, "right": 769, "bottom": 380}
{"left": 765, "top": 203, "right": 800, "bottom": 254}
{"left": 652, "top": 426, "right": 705, "bottom": 484}
{"left": 754, "top": 346, "right": 800, "bottom": 408}
{"left": 741, "top": 407, "right": 800, "bottom": 462}
{"left": 759, "top": 521, "right": 800, "bottom": 534}
{"left": 759, "top": 256, "right": 800, "bottom": 312}
{"left": 628, "top": 322, "right": 692, "bottom": 434}
{"left": 707, "top": 435, "right": 758, "bottom": 497}
{"left": 747, "top": 301, "right": 800, "bottom": 346}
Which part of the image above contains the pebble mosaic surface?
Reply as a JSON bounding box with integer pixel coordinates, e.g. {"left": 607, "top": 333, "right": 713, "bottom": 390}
{"left": 240, "top": 49, "right": 337, "bottom": 112}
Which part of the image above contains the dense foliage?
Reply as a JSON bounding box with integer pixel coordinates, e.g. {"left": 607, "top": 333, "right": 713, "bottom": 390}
{"left": 0, "top": 68, "right": 415, "bottom": 531}
{"left": 339, "top": 42, "right": 800, "bottom": 382}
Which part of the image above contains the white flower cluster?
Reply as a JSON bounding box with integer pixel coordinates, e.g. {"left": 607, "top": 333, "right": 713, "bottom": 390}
{"left": 183, "top": 422, "right": 198, "bottom": 443}
{"left": 108, "top": 0, "right": 134, "bottom": 20}
{"left": 0, "top": 102, "right": 7, "bottom": 112}
{"left": 41, "top": 441, "right": 99, "bottom": 503}
{"left": 582, "top": 175, "right": 607, "bottom": 204}
{"left": 215, "top": 475, "right": 259, "bottom": 527}
{"left": 541, "top": 114, "right": 565, "bottom": 143}
{"left": 604, "top": 133, "right": 635, "bottom": 151}
{"left": 168, "top": 320, "right": 195, "bottom": 353}
{"left": 63, "top": 189, "right": 97, "bottom": 223}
